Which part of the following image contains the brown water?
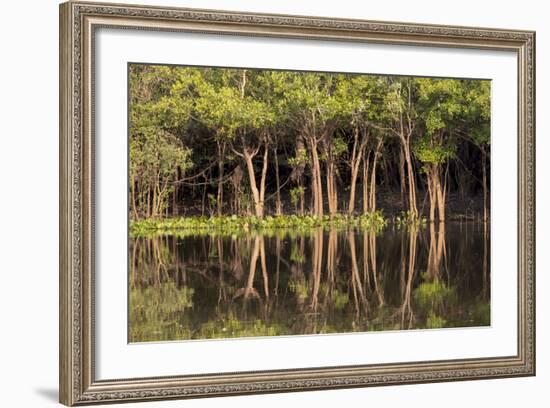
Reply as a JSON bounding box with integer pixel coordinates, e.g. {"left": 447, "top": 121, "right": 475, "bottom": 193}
{"left": 129, "top": 222, "right": 490, "bottom": 343}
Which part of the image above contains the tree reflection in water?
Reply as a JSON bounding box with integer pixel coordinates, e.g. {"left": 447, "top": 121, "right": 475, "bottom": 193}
{"left": 129, "top": 223, "right": 490, "bottom": 342}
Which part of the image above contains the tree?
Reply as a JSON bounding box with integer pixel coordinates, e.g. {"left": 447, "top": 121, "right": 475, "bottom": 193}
{"left": 194, "top": 69, "right": 275, "bottom": 217}
{"left": 462, "top": 81, "right": 491, "bottom": 221}
{"left": 333, "top": 75, "right": 377, "bottom": 215}
{"left": 414, "top": 78, "right": 465, "bottom": 221}
{"left": 382, "top": 78, "right": 419, "bottom": 219}
{"left": 129, "top": 65, "right": 194, "bottom": 219}
{"left": 128, "top": 64, "right": 491, "bottom": 222}
{"left": 276, "top": 72, "right": 345, "bottom": 217}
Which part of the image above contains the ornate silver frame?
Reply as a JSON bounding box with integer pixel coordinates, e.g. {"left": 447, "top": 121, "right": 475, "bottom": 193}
{"left": 59, "top": 1, "right": 536, "bottom": 405}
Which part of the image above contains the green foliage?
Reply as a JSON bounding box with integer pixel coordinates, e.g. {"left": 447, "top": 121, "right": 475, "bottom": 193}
{"left": 395, "top": 210, "right": 427, "bottom": 227}
{"left": 464, "top": 80, "right": 491, "bottom": 148}
{"left": 472, "top": 301, "right": 491, "bottom": 326}
{"left": 290, "top": 245, "right": 306, "bottom": 264}
{"left": 426, "top": 312, "right": 447, "bottom": 329}
{"left": 129, "top": 128, "right": 192, "bottom": 217}
{"left": 320, "top": 136, "right": 348, "bottom": 161}
{"left": 194, "top": 77, "right": 275, "bottom": 139}
{"left": 413, "top": 135, "right": 456, "bottom": 165}
{"left": 289, "top": 186, "right": 306, "bottom": 206}
{"left": 332, "top": 289, "right": 350, "bottom": 311}
{"left": 288, "top": 280, "right": 309, "bottom": 300}
{"left": 197, "top": 314, "right": 288, "bottom": 339}
{"left": 417, "top": 79, "right": 462, "bottom": 130}
{"left": 129, "top": 65, "right": 195, "bottom": 218}
{"left": 130, "top": 213, "right": 387, "bottom": 237}
{"left": 287, "top": 149, "right": 309, "bottom": 167}
{"left": 129, "top": 282, "right": 194, "bottom": 342}
{"left": 471, "top": 122, "right": 490, "bottom": 147}
{"left": 129, "top": 64, "right": 492, "bottom": 223}
{"left": 413, "top": 279, "right": 457, "bottom": 311}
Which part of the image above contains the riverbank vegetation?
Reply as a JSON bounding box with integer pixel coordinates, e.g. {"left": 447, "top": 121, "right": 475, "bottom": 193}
{"left": 130, "top": 213, "right": 388, "bottom": 237}
{"left": 129, "top": 64, "right": 490, "bottom": 230}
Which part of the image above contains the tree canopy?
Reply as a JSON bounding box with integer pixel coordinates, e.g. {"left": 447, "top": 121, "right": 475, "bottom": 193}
{"left": 129, "top": 64, "right": 491, "bottom": 222}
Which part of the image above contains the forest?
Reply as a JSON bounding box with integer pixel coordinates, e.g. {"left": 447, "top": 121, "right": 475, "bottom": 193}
{"left": 129, "top": 64, "right": 490, "bottom": 229}
{"left": 128, "top": 64, "right": 491, "bottom": 342}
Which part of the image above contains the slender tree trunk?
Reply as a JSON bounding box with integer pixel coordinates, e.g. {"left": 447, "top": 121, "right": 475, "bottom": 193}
{"left": 243, "top": 149, "right": 265, "bottom": 218}
{"left": 274, "top": 146, "right": 282, "bottom": 216}
{"left": 307, "top": 134, "right": 324, "bottom": 217}
{"left": 436, "top": 166, "right": 446, "bottom": 222}
{"left": 482, "top": 149, "right": 488, "bottom": 222}
{"left": 152, "top": 174, "right": 159, "bottom": 218}
{"left": 362, "top": 151, "right": 371, "bottom": 214}
{"left": 146, "top": 188, "right": 151, "bottom": 218}
{"left": 299, "top": 185, "right": 305, "bottom": 216}
{"left": 369, "top": 139, "right": 383, "bottom": 212}
{"left": 172, "top": 170, "right": 178, "bottom": 217}
{"left": 427, "top": 222, "right": 437, "bottom": 278}
{"left": 130, "top": 175, "right": 138, "bottom": 220}
{"left": 427, "top": 168, "right": 436, "bottom": 222}
{"left": 348, "top": 128, "right": 367, "bottom": 215}
{"left": 398, "top": 146, "right": 407, "bottom": 208}
{"left": 348, "top": 156, "right": 361, "bottom": 215}
{"left": 216, "top": 142, "right": 225, "bottom": 217}
{"left": 401, "top": 134, "right": 418, "bottom": 218}
{"left": 201, "top": 174, "right": 207, "bottom": 216}
{"left": 259, "top": 144, "right": 269, "bottom": 217}
{"left": 326, "top": 159, "right": 338, "bottom": 216}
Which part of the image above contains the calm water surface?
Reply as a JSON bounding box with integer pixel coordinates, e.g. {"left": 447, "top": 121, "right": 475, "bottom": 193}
{"left": 129, "top": 223, "right": 490, "bottom": 342}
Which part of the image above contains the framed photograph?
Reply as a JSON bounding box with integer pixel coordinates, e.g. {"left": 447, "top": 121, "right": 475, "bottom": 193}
{"left": 59, "top": 1, "right": 535, "bottom": 405}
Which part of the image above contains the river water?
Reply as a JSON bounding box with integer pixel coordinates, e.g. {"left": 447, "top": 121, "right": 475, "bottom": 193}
{"left": 129, "top": 222, "right": 490, "bottom": 342}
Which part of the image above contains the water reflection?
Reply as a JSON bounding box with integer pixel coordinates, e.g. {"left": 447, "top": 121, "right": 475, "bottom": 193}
{"left": 129, "top": 223, "right": 490, "bottom": 342}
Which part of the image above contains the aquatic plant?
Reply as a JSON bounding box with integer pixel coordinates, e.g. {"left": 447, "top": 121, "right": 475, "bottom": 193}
{"left": 130, "top": 213, "right": 388, "bottom": 237}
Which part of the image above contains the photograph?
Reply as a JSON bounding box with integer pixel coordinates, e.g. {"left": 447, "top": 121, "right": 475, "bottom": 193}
{"left": 56, "top": 1, "right": 536, "bottom": 405}
{"left": 128, "top": 64, "right": 491, "bottom": 343}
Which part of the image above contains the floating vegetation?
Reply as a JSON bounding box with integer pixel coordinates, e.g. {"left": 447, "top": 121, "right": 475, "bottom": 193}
{"left": 130, "top": 213, "right": 387, "bottom": 237}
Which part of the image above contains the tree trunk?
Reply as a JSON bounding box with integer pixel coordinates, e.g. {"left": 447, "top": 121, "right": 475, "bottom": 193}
{"left": 369, "top": 139, "right": 383, "bottom": 212}
{"left": 307, "top": 134, "right": 324, "bottom": 217}
{"left": 427, "top": 167, "right": 436, "bottom": 222}
{"left": 403, "top": 141, "right": 418, "bottom": 218}
{"left": 326, "top": 159, "right": 338, "bottom": 216}
{"left": 398, "top": 145, "right": 407, "bottom": 208}
{"left": 348, "top": 128, "right": 367, "bottom": 215}
{"left": 130, "top": 175, "right": 138, "bottom": 220}
{"left": 216, "top": 142, "right": 225, "bottom": 217}
{"left": 274, "top": 146, "right": 282, "bottom": 216}
{"left": 362, "top": 151, "right": 371, "bottom": 214}
{"left": 299, "top": 184, "right": 305, "bottom": 216}
{"left": 348, "top": 160, "right": 360, "bottom": 215}
{"left": 243, "top": 150, "right": 263, "bottom": 218}
{"left": 482, "top": 149, "right": 488, "bottom": 222}
{"left": 436, "top": 166, "right": 446, "bottom": 222}
{"left": 258, "top": 144, "right": 269, "bottom": 217}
